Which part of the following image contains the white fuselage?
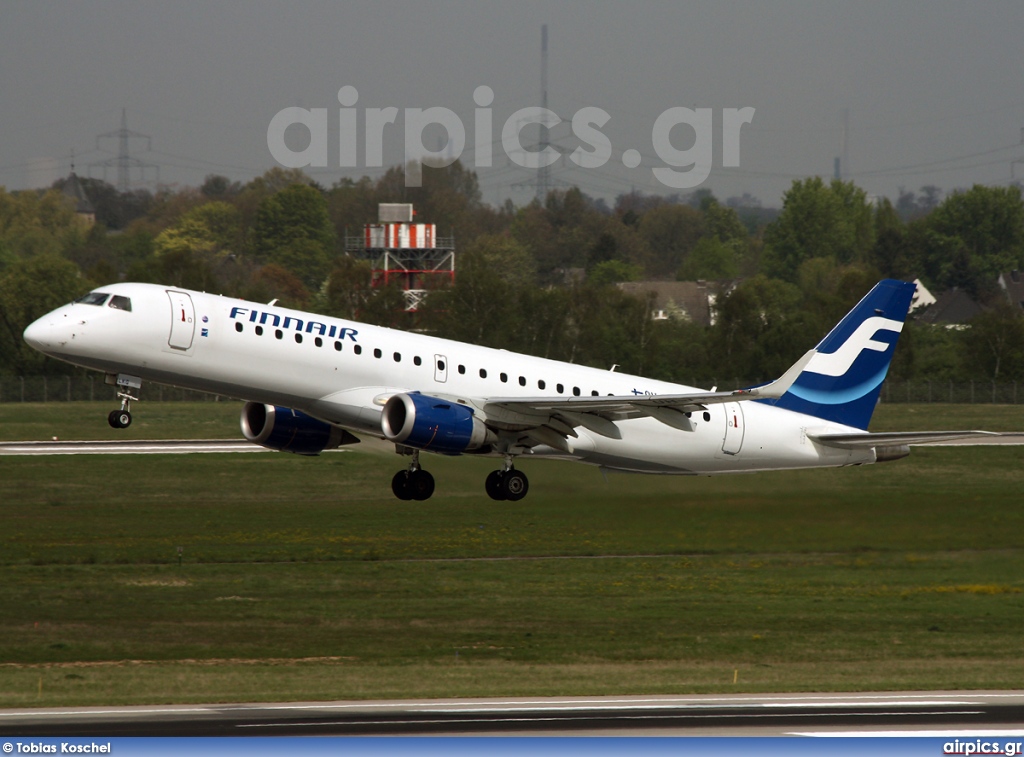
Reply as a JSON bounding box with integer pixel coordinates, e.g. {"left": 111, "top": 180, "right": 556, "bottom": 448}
{"left": 23, "top": 283, "right": 875, "bottom": 474}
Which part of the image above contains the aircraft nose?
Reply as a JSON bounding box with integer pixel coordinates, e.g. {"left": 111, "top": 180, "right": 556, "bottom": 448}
{"left": 23, "top": 314, "right": 55, "bottom": 351}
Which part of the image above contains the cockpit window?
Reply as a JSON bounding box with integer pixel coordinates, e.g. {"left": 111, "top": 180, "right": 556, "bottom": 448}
{"left": 108, "top": 295, "right": 132, "bottom": 312}
{"left": 75, "top": 292, "right": 110, "bottom": 306}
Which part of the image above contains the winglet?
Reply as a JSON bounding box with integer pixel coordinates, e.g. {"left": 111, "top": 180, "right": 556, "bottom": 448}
{"left": 735, "top": 349, "right": 816, "bottom": 400}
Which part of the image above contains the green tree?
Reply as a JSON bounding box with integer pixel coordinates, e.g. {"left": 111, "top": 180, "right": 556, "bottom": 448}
{"left": 917, "top": 185, "right": 1024, "bottom": 299}
{"left": 252, "top": 183, "right": 336, "bottom": 288}
{"left": 677, "top": 236, "right": 740, "bottom": 280}
{"left": 762, "top": 177, "right": 875, "bottom": 281}
{"left": 0, "top": 188, "right": 86, "bottom": 260}
{"left": 421, "top": 235, "right": 534, "bottom": 346}
{"left": 709, "top": 276, "right": 805, "bottom": 380}
{"left": 153, "top": 201, "right": 242, "bottom": 261}
{"left": 636, "top": 204, "right": 704, "bottom": 278}
{"left": 868, "top": 197, "right": 911, "bottom": 278}
{"left": 961, "top": 305, "right": 1024, "bottom": 380}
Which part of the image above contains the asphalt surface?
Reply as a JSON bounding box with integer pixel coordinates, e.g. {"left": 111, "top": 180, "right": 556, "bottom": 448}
{"left": 0, "top": 439, "right": 265, "bottom": 455}
{"left": 2, "top": 433, "right": 1022, "bottom": 457}
{"left": 2, "top": 692, "right": 1024, "bottom": 737}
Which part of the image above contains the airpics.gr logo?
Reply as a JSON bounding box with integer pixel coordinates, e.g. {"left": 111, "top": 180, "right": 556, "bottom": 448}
{"left": 267, "top": 86, "right": 755, "bottom": 189}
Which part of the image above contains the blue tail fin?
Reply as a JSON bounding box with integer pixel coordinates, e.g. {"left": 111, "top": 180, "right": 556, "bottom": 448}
{"left": 766, "top": 279, "right": 916, "bottom": 429}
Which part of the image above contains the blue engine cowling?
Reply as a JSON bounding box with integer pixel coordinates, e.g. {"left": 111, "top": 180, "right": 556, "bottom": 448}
{"left": 381, "top": 393, "right": 491, "bottom": 454}
{"left": 240, "top": 402, "right": 354, "bottom": 455}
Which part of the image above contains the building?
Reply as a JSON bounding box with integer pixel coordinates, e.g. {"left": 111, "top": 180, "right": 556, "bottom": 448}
{"left": 998, "top": 270, "right": 1024, "bottom": 312}
{"left": 345, "top": 203, "right": 454, "bottom": 312}
{"left": 908, "top": 278, "right": 936, "bottom": 313}
{"left": 918, "top": 288, "right": 983, "bottom": 328}
{"left": 617, "top": 281, "right": 714, "bottom": 327}
{"left": 60, "top": 172, "right": 95, "bottom": 226}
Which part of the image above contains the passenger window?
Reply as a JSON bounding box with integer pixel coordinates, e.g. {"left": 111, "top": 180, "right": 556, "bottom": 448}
{"left": 538, "top": 380, "right": 546, "bottom": 390}
{"left": 294, "top": 333, "right": 303, "bottom": 344}
{"left": 334, "top": 341, "right": 342, "bottom": 351}
{"left": 275, "top": 329, "right": 283, "bottom": 340}
{"left": 108, "top": 295, "right": 132, "bottom": 312}
{"left": 315, "top": 337, "right": 323, "bottom": 347}
{"left": 591, "top": 390, "right": 599, "bottom": 396}
{"left": 519, "top": 376, "right": 526, "bottom": 386}
{"left": 394, "top": 352, "right": 401, "bottom": 362}
{"left": 458, "top": 365, "right": 466, "bottom": 374}
{"left": 235, "top": 323, "right": 243, "bottom": 333}
{"left": 479, "top": 368, "right": 487, "bottom": 379}
{"left": 354, "top": 345, "right": 362, "bottom": 355}
{"left": 573, "top": 387, "right": 581, "bottom": 396}
{"left": 557, "top": 383, "right": 564, "bottom": 394}
{"left": 374, "top": 348, "right": 382, "bottom": 358}
{"left": 414, "top": 356, "right": 422, "bottom": 366}
{"left": 255, "top": 326, "right": 264, "bottom": 336}
{"left": 500, "top": 372, "right": 508, "bottom": 383}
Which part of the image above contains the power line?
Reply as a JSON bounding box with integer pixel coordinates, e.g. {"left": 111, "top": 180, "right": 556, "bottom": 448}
{"left": 89, "top": 109, "right": 159, "bottom": 191}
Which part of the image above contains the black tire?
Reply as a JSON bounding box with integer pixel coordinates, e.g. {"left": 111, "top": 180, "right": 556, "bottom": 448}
{"left": 408, "top": 469, "right": 435, "bottom": 501}
{"left": 109, "top": 410, "right": 131, "bottom": 429}
{"left": 391, "top": 470, "right": 413, "bottom": 500}
{"left": 502, "top": 469, "right": 529, "bottom": 501}
{"left": 485, "top": 470, "right": 506, "bottom": 501}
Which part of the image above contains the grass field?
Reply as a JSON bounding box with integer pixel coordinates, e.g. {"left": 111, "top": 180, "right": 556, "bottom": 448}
{"left": 1, "top": 401, "right": 1023, "bottom": 706}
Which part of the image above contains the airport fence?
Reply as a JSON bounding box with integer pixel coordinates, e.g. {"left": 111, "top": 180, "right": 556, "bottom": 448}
{"left": 0, "top": 376, "right": 227, "bottom": 404}
{"left": 0, "top": 375, "right": 1020, "bottom": 404}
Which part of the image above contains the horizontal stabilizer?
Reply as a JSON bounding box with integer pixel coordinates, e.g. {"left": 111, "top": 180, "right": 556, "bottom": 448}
{"left": 809, "top": 430, "right": 1003, "bottom": 449}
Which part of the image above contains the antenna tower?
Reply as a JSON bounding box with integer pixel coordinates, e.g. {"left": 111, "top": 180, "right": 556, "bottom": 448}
{"left": 90, "top": 109, "right": 160, "bottom": 191}
{"left": 536, "top": 24, "right": 550, "bottom": 203}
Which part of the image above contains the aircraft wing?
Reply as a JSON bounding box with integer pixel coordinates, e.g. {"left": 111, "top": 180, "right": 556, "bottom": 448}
{"left": 808, "top": 430, "right": 1004, "bottom": 448}
{"left": 474, "top": 351, "right": 816, "bottom": 451}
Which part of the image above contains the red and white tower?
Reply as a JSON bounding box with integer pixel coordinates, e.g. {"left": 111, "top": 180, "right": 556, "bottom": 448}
{"left": 346, "top": 203, "right": 455, "bottom": 311}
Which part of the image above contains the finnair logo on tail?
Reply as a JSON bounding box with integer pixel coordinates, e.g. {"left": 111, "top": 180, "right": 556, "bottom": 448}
{"left": 804, "top": 317, "right": 904, "bottom": 378}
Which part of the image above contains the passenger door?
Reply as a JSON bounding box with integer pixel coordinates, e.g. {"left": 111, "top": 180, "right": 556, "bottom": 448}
{"left": 167, "top": 290, "right": 196, "bottom": 351}
{"left": 721, "top": 402, "right": 745, "bottom": 455}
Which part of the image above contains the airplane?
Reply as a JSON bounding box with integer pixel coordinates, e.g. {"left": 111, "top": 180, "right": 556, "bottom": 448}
{"left": 21, "top": 278, "right": 999, "bottom": 501}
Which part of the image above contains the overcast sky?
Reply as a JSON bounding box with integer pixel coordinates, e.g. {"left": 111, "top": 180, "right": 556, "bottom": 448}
{"left": 3, "top": 0, "right": 1024, "bottom": 208}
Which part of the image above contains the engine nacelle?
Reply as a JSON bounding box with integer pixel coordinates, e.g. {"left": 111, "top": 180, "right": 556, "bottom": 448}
{"left": 381, "top": 393, "right": 491, "bottom": 454}
{"left": 241, "top": 402, "right": 353, "bottom": 455}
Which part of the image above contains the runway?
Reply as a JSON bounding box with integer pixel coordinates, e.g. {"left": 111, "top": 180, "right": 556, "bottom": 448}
{"left": 0, "top": 439, "right": 265, "bottom": 455}
{"left": 1, "top": 432, "right": 1023, "bottom": 457}
{"left": 2, "top": 692, "right": 1023, "bottom": 736}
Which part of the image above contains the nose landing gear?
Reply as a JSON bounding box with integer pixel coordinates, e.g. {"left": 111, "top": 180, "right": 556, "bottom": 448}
{"left": 107, "top": 373, "right": 141, "bottom": 429}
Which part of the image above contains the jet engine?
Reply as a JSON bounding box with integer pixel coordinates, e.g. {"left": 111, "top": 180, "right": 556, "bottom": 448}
{"left": 241, "top": 402, "right": 356, "bottom": 455}
{"left": 381, "top": 393, "right": 491, "bottom": 454}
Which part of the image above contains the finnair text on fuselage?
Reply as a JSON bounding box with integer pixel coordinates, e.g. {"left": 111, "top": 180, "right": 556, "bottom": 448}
{"left": 229, "top": 306, "right": 359, "bottom": 341}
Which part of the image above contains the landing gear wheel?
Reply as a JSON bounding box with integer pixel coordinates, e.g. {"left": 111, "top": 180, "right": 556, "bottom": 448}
{"left": 408, "top": 469, "right": 435, "bottom": 501}
{"left": 391, "top": 471, "right": 413, "bottom": 501}
{"left": 502, "top": 469, "right": 529, "bottom": 501}
{"left": 108, "top": 409, "right": 132, "bottom": 429}
{"left": 485, "top": 470, "right": 507, "bottom": 501}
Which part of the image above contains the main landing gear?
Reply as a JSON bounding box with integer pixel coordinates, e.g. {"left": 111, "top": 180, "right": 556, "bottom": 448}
{"left": 107, "top": 374, "right": 141, "bottom": 429}
{"left": 484, "top": 456, "right": 529, "bottom": 502}
{"left": 391, "top": 450, "right": 436, "bottom": 501}
{"left": 389, "top": 451, "right": 530, "bottom": 502}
